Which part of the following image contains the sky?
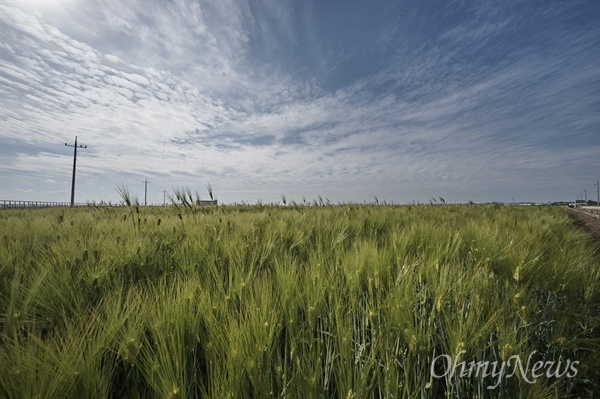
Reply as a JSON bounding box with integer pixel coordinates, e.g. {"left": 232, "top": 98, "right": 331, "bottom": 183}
{"left": 1, "top": 0, "right": 599, "bottom": 205}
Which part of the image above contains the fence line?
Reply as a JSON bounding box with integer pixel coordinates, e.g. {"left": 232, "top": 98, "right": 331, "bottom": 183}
{"left": 0, "top": 200, "right": 88, "bottom": 209}
{"left": 0, "top": 200, "right": 218, "bottom": 209}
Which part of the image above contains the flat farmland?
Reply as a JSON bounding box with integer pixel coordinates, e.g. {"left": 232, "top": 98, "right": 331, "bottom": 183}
{"left": 0, "top": 204, "right": 598, "bottom": 398}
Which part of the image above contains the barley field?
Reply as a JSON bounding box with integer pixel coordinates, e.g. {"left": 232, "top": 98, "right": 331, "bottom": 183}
{"left": 0, "top": 203, "right": 598, "bottom": 398}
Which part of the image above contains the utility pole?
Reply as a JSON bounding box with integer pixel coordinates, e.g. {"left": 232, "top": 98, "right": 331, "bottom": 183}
{"left": 595, "top": 181, "right": 599, "bottom": 206}
{"left": 584, "top": 189, "right": 587, "bottom": 204}
{"left": 162, "top": 190, "right": 167, "bottom": 206}
{"left": 65, "top": 136, "right": 87, "bottom": 207}
{"left": 143, "top": 179, "right": 150, "bottom": 206}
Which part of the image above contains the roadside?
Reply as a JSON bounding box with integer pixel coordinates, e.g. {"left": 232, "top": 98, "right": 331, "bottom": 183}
{"left": 566, "top": 207, "right": 600, "bottom": 250}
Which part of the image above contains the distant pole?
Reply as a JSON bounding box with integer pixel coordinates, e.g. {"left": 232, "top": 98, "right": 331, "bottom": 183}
{"left": 162, "top": 190, "right": 167, "bottom": 206}
{"left": 143, "top": 179, "right": 150, "bottom": 206}
{"left": 584, "top": 189, "right": 587, "bottom": 203}
{"left": 65, "top": 136, "right": 87, "bottom": 207}
{"left": 595, "top": 181, "right": 599, "bottom": 206}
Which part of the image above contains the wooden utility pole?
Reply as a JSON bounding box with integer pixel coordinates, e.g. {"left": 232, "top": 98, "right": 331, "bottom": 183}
{"left": 162, "top": 190, "right": 167, "bottom": 206}
{"left": 65, "top": 136, "right": 87, "bottom": 207}
{"left": 143, "top": 179, "right": 150, "bottom": 206}
{"left": 595, "top": 181, "right": 599, "bottom": 206}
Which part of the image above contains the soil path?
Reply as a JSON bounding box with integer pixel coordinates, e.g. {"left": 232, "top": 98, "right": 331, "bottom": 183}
{"left": 566, "top": 207, "right": 600, "bottom": 249}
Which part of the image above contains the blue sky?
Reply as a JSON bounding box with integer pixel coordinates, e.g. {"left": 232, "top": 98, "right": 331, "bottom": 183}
{"left": 1, "top": 0, "right": 598, "bottom": 205}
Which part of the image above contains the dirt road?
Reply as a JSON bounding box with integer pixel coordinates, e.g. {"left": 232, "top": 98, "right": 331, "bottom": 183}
{"left": 566, "top": 207, "right": 600, "bottom": 250}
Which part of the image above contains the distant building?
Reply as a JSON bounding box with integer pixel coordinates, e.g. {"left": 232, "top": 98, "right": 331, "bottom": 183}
{"left": 197, "top": 200, "right": 218, "bottom": 206}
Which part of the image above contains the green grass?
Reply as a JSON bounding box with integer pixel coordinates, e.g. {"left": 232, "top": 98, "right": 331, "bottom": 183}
{"left": 0, "top": 204, "right": 598, "bottom": 398}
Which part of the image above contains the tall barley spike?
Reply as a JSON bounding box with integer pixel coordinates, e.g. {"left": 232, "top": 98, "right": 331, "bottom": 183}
{"left": 206, "top": 182, "right": 213, "bottom": 201}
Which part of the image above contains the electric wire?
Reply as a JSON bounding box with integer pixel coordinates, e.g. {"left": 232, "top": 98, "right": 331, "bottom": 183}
{"left": 1, "top": 109, "right": 144, "bottom": 187}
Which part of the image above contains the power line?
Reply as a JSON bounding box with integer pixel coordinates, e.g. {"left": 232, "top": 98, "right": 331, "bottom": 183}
{"left": 3, "top": 116, "right": 134, "bottom": 183}
{"left": 83, "top": 147, "right": 139, "bottom": 182}
{"left": 0, "top": 109, "right": 70, "bottom": 143}
{"left": 2, "top": 119, "right": 67, "bottom": 147}
{"left": 2, "top": 114, "right": 139, "bottom": 184}
{"left": 7, "top": 138, "right": 65, "bottom": 157}
{"left": 7, "top": 131, "right": 147, "bottom": 194}
{"left": 2, "top": 112, "right": 132, "bottom": 177}
{"left": 3, "top": 110, "right": 157, "bottom": 198}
